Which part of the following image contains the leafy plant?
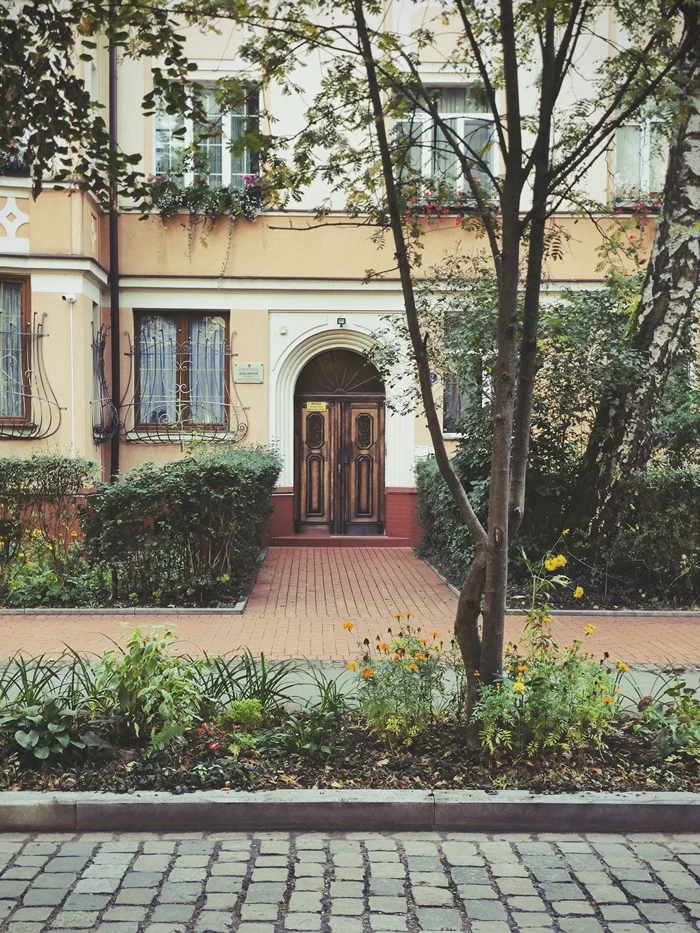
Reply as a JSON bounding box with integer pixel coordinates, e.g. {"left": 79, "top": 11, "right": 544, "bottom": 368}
{"left": 472, "top": 548, "right": 621, "bottom": 757}
{"left": 0, "top": 695, "right": 107, "bottom": 764}
{"left": 233, "top": 650, "right": 300, "bottom": 715}
{"left": 223, "top": 698, "right": 264, "bottom": 730}
{"left": 96, "top": 629, "right": 208, "bottom": 749}
{"left": 632, "top": 675, "right": 700, "bottom": 758}
{"left": 343, "top": 615, "right": 453, "bottom": 740}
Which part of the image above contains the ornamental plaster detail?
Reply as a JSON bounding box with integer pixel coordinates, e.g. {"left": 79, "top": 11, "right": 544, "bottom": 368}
{"left": 0, "top": 195, "right": 29, "bottom": 254}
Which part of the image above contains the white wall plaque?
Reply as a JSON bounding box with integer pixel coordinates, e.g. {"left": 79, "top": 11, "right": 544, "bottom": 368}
{"left": 234, "top": 363, "right": 264, "bottom": 384}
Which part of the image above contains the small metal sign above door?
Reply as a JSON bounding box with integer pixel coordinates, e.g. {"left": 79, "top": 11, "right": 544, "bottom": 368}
{"left": 306, "top": 401, "right": 328, "bottom": 411}
{"left": 234, "top": 363, "right": 264, "bottom": 384}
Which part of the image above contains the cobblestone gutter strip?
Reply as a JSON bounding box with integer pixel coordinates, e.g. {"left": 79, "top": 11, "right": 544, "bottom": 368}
{"left": 1, "top": 790, "right": 699, "bottom": 834}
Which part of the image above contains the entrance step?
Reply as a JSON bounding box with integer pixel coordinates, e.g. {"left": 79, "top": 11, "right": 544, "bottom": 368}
{"left": 268, "top": 535, "right": 413, "bottom": 548}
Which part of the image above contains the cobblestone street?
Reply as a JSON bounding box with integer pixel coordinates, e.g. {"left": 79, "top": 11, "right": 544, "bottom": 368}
{"left": 0, "top": 833, "right": 698, "bottom": 933}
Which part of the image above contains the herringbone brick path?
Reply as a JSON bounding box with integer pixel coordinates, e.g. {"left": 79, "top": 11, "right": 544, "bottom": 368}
{"left": 0, "top": 547, "right": 698, "bottom": 664}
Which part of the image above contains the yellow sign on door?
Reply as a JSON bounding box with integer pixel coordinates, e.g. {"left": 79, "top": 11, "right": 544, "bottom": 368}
{"left": 306, "top": 401, "right": 328, "bottom": 412}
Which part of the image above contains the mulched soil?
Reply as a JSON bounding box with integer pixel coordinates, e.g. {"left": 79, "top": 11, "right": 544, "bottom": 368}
{"left": 4, "top": 717, "right": 698, "bottom": 795}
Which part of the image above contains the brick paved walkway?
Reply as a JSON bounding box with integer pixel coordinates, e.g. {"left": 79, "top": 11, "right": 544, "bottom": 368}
{"left": 0, "top": 548, "right": 698, "bottom": 663}
{"left": 0, "top": 832, "right": 699, "bottom": 933}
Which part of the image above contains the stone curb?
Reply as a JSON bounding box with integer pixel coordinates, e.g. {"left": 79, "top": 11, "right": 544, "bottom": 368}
{"left": 1, "top": 790, "right": 698, "bottom": 833}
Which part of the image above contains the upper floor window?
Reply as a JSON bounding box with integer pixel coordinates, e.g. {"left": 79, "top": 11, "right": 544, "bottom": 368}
{"left": 0, "top": 279, "right": 28, "bottom": 421}
{"left": 614, "top": 120, "right": 668, "bottom": 205}
{"left": 395, "top": 86, "right": 495, "bottom": 198}
{"left": 154, "top": 87, "right": 259, "bottom": 189}
{"left": 136, "top": 311, "right": 229, "bottom": 428}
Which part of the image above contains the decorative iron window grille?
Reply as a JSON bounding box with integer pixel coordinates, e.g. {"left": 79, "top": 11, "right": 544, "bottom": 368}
{"left": 119, "top": 314, "right": 249, "bottom": 444}
{"left": 90, "top": 322, "right": 119, "bottom": 444}
{"left": 0, "top": 312, "right": 62, "bottom": 440}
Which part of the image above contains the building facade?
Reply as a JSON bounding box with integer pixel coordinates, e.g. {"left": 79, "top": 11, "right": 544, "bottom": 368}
{"left": 0, "top": 9, "right": 658, "bottom": 544}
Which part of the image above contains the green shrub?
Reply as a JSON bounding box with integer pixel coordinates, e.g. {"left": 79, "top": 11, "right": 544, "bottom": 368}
{"left": 224, "top": 698, "right": 264, "bottom": 730}
{"left": 84, "top": 446, "right": 281, "bottom": 606}
{"left": 0, "top": 455, "right": 98, "bottom": 604}
{"left": 633, "top": 675, "right": 700, "bottom": 758}
{"left": 608, "top": 467, "right": 700, "bottom": 602}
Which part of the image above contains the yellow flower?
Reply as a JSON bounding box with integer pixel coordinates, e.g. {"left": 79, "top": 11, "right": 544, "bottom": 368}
{"left": 407, "top": 663, "right": 418, "bottom": 672}
{"left": 415, "top": 652, "right": 426, "bottom": 661}
{"left": 584, "top": 623, "right": 596, "bottom": 636}
{"left": 362, "top": 666, "right": 375, "bottom": 679}
{"left": 599, "top": 684, "right": 607, "bottom": 691}
{"left": 379, "top": 642, "right": 389, "bottom": 652}
{"left": 573, "top": 586, "right": 584, "bottom": 599}
{"left": 615, "top": 660, "right": 629, "bottom": 673}
{"left": 342, "top": 621, "right": 355, "bottom": 631}
{"left": 393, "top": 612, "right": 402, "bottom": 619}
{"left": 563, "top": 528, "right": 570, "bottom": 535}
{"left": 429, "top": 630, "right": 440, "bottom": 639}
{"left": 555, "top": 554, "right": 567, "bottom": 568}
{"left": 517, "top": 664, "right": 528, "bottom": 673}
{"left": 602, "top": 695, "right": 613, "bottom": 704}
{"left": 345, "top": 661, "right": 359, "bottom": 671}
{"left": 513, "top": 681, "right": 526, "bottom": 693}
{"left": 18, "top": 552, "right": 25, "bottom": 558}
{"left": 69, "top": 530, "right": 78, "bottom": 538}
{"left": 544, "top": 557, "right": 557, "bottom": 572}
{"left": 473, "top": 670, "right": 480, "bottom": 677}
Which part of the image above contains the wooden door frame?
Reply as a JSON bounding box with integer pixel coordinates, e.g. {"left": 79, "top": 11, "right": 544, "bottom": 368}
{"left": 294, "top": 393, "right": 385, "bottom": 535}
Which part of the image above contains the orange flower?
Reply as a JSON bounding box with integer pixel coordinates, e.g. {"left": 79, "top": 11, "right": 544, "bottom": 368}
{"left": 392, "top": 654, "right": 400, "bottom": 662}
{"left": 378, "top": 642, "right": 390, "bottom": 652}
{"left": 429, "top": 630, "right": 440, "bottom": 639}
{"left": 393, "top": 612, "right": 402, "bottom": 620}
{"left": 362, "top": 666, "right": 375, "bottom": 679}
{"left": 407, "top": 663, "right": 418, "bottom": 672}
{"left": 405, "top": 611, "right": 413, "bottom": 618}
{"left": 342, "top": 621, "right": 355, "bottom": 631}
{"left": 345, "top": 661, "right": 359, "bottom": 671}
{"left": 69, "top": 530, "right": 78, "bottom": 538}
{"left": 602, "top": 695, "right": 613, "bottom": 704}
{"left": 415, "top": 652, "right": 426, "bottom": 661}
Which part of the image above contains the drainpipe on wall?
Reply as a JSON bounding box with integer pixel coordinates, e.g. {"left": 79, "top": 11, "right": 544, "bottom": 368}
{"left": 108, "top": 9, "right": 121, "bottom": 482}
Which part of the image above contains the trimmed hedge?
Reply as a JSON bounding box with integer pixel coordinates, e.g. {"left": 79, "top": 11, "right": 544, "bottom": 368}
{"left": 84, "top": 447, "right": 281, "bottom": 606}
{"left": 416, "top": 457, "right": 700, "bottom": 605}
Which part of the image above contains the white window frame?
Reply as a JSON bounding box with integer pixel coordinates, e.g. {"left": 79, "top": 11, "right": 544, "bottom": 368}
{"left": 153, "top": 86, "right": 258, "bottom": 189}
{"left": 614, "top": 119, "right": 667, "bottom": 204}
{"left": 396, "top": 86, "right": 496, "bottom": 197}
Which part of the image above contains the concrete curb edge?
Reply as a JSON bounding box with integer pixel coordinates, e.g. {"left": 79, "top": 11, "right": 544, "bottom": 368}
{"left": 1, "top": 790, "right": 698, "bottom": 833}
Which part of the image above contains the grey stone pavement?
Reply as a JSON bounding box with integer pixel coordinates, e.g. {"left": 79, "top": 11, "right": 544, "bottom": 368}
{"left": 0, "top": 833, "right": 699, "bottom": 933}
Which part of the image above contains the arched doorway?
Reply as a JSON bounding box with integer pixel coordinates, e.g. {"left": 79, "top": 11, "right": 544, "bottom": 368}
{"left": 294, "top": 349, "right": 385, "bottom": 535}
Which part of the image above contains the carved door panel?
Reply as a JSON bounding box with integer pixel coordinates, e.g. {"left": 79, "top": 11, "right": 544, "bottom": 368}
{"left": 296, "top": 402, "right": 334, "bottom": 533}
{"left": 342, "top": 401, "right": 384, "bottom": 535}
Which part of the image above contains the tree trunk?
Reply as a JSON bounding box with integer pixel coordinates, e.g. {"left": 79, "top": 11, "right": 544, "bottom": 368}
{"left": 568, "top": 42, "right": 700, "bottom": 539}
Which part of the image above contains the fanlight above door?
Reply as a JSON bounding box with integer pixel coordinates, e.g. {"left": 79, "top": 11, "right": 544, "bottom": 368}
{"left": 295, "top": 350, "right": 384, "bottom": 397}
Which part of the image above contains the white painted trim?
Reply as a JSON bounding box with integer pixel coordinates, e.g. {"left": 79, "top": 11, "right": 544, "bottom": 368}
{"left": 269, "top": 317, "right": 415, "bottom": 489}
{"left": 120, "top": 276, "right": 404, "bottom": 292}
{"left": 30, "top": 273, "right": 103, "bottom": 305}
{"left": 0, "top": 255, "right": 108, "bottom": 286}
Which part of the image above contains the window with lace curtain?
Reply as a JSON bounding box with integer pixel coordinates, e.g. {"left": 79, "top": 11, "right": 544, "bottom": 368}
{"left": 154, "top": 87, "right": 259, "bottom": 188}
{"left": 394, "top": 86, "right": 495, "bottom": 198}
{"left": 135, "top": 311, "right": 229, "bottom": 428}
{"left": 0, "top": 278, "right": 29, "bottom": 422}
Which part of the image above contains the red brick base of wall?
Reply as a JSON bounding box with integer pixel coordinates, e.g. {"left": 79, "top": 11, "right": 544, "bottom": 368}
{"left": 268, "top": 486, "right": 421, "bottom": 546}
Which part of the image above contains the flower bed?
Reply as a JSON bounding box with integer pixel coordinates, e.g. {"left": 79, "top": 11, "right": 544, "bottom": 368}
{"left": 0, "top": 618, "right": 698, "bottom": 796}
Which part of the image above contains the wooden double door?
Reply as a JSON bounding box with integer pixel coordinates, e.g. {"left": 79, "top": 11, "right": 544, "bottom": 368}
{"left": 295, "top": 397, "right": 385, "bottom": 535}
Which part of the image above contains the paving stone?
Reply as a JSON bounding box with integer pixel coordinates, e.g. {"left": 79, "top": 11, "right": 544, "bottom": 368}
{"left": 195, "top": 911, "right": 233, "bottom": 932}
{"left": 73, "top": 877, "right": 122, "bottom": 894}
{"left": 552, "top": 901, "right": 596, "bottom": 916}
{"left": 63, "top": 894, "right": 111, "bottom": 911}
{"left": 11, "top": 907, "right": 55, "bottom": 922}
{"left": 249, "top": 868, "right": 287, "bottom": 882}
{"left": 368, "top": 896, "right": 406, "bottom": 914}
{"left": 133, "top": 856, "right": 171, "bottom": 873}
{"left": 367, "top": 918, "right": 408, "bottom": 931}
{"left": 621, "top": 881, "right": 668, "bottom": 900}
{"left": 556, "top": 920, "right": 605, "bottom": 933}
{"left": 6, "top": 924, "right": 45, "bottom": 933}
{"left": 598, "top": 904, "right": 641, "bottom": 921}
{"left": 115, "top": 889, "right": 156, "bottom": 906}
{"left": 285, "top": 913, "right": 323, "bottom": 930}
{"left": 21, "top": 888, "right": 69, "bottom": 907}
{"left": 0, "top": 881, "right": 30, "bottom": 898}
{"left": 288, "top": 891, "right": 322, "bottom": 912}
{"left": 330, "top": 881, "right": 365, "bottom": 898}
{"left": 469, "top": 923, "right": 511, "bottom": 933}
{"left": 31, "top": 874, "right": 75, "bottom": 889}
{"left": 497, "top": 877, "right": 538, "bottom": 896}
{"left": 142, "top": 923, "right": 189, "bottom": 933}
{"left": 541, "top": 883, "right": 586, "bottom": 900}
{"left": 414, "top": 907, "right": 462, "bottom": 930}
{"left": 49, "top": 911, "right": 100, "bottom": 928}
{"left": 254, "top": 857, "right": 287, "bottom": 868}
{"left": 157, "top": 883, "right": 203, "bottom": 902}
{"left": 239, "top": 904, "right": 278, "bottom": 921}
{"left": 237, "top": 925, "right": 276, "bottom": 933}
{"left": 95, "top": 923, "right": 140, "bottom": 933}
{"left": 507, "top": 896, "right": 547, "bottom": 911}
{"left": 463, "top": 900, "right": 507, "bottom": 921}
{"left": 586, "top": 884, "right": 629, "bottom": 903}
{"left": 514, "top": 913, "right": 554, "bottom": 926}
{"left": 295, "top": 877, "right": 325, "bottom": 891}
{"left": 412, "top": 887, "right": 453, "bottom": 907}
{"left": 450, "top": 867, "right": 490, "bottom": 885}
{"left": 242, "top": 883, "right": 286, "bottom": 904}
{"left": 455, "top": 884, "right": 498, "bottom": 900}
{"left": 368, "top": 878, "right": 404, "bottom": 897}
{"left": 370, "top": 864, "right": 405, "bottom": 879}
{"left": 150, "top": 904, "right": 197, "bottom": 923}
{"left": 103, "top": 906, "right": 150, "bottom": 921}
{"left": 329, "top": 920, "right": 364, "bottom": 933}
{"left": 121, "top": 872, "right": 164, "bottom": 887}
{"left": 332, "top": 898, "right": 364, "bottom": 915}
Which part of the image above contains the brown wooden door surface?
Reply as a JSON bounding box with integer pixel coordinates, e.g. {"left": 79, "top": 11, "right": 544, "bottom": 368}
{"left": 295, "top": 399, "right": 384, "bottom": 535}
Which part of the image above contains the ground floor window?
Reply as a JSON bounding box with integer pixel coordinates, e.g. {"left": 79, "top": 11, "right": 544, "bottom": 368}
{"left": 0, "top": 278, "right": 28, "bottom": 421}
{"left": 135, "top": 311, "right": 228, "bottom": 427}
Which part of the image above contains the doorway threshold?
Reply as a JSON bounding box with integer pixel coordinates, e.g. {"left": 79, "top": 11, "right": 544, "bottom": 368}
{"left": 268, "top": 535, "right": 412, "bottom": 548}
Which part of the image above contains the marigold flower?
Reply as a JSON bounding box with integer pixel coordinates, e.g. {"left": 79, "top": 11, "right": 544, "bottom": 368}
{"left": 69, "top": 530, "right": 79, "bottom": 538}
{"left": 573, "top": 586, "right": 584, "bottom": 599}
{"left": 362, "top": 666, "right": 375, "bottom": 679}
{"left": 517, "top": 664, "right": 528, "bottom": 672}
{"left": 429, "top": 630, "right": 440, "bottom": 639}
{"left": 584, "top": 623, "right": 596, "bottom": 636}
{"left": 346, "top": 661, "right": 359, "bottom": 671}
{"left": 378, "top": 643, "right": 390, "bottom": 652}
{"left": 513, "top": 681, "right": 526, "bottom": 693}
{"left": 405, "top": 611, "right": 413, "bottom": 618}
{"left": 342, "top": 621, "right": 355, "bottom": 631}
{"left": 393, "top": 612, "right": 402, "bottom": 619}
{"left": 544, "top": 557, "right": 557, "bottom": 572}
{"left": 555, "top": 554, "right": 567, "bottom": 568}
{"left": 415, "top": 652, "right": 426, "bottom": 661}
{"left": 615, "top": 659, "right": 629, "bottom": 673}
{"left": 392, "top": 654, "right": 401, "bottom": 662}
{"left": 407, "top": 663, "right": 418, "bottom": 672}
{"left": 602, "top": 695, "right": 613, "bottom": 705}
